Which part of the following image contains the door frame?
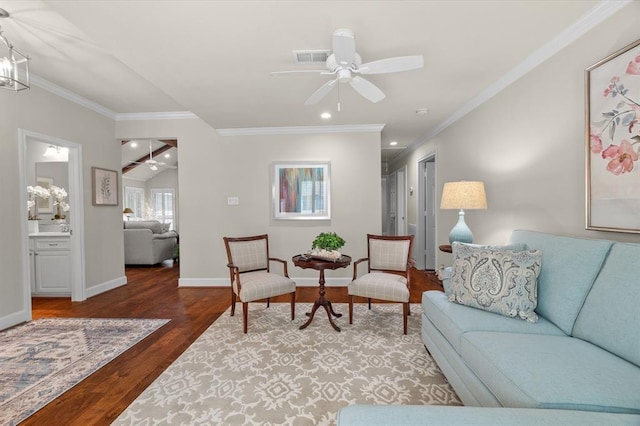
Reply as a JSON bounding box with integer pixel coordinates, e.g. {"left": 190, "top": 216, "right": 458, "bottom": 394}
{"left": 396, "top": 165, "right": 407, "bottom": 235}
{"left": 19, "top": 129, "right": 86, "bottom": 310}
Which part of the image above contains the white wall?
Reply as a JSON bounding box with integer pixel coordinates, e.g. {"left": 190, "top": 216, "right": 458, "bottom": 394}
{"left": 116, "top": 119, "right": 381, "bottom": 285}
{"left": 390, "top": 2, "right": 640, "bottom": 267}
{"left": 1, "top": 85, "right": 122, "bottom": 329}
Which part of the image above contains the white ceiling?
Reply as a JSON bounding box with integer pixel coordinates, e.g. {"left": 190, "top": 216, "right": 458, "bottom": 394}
{"left": 0, "top": 1, "right": 616, "bottom": 162}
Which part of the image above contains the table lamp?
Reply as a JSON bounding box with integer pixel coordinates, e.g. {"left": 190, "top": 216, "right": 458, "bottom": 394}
{"left": 440, "top": 181, "right": 487, "bottom": 244}
{"left": 123, "top": 207, "right": 134, "bottom": 221}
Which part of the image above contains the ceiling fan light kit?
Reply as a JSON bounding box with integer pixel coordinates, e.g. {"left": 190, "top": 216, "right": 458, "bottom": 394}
{"left": 273, "top": 28, "right": 423, "bottom": 106}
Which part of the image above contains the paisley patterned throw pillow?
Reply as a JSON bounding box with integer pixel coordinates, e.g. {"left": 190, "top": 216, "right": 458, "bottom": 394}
{"left": 449, "top": 242, "right": 542, "bottom": 323}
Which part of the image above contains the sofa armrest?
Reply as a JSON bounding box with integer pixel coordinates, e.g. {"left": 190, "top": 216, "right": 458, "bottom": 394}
{"left": 124, "top": 229, "right": 154, "bottom": 264}
{"left": 441, "top": 266, "right": 453, "bottom": 295}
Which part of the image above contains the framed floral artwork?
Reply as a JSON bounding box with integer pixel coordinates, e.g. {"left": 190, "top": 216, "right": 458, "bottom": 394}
{"left": 272, "top": 161, "right": 330, "bottom": 220}
{"left": 92, "top": 167, "right": 118, "bottom": 206}
{"left": 586, "top": 38, "right": 640, "bottom": 233}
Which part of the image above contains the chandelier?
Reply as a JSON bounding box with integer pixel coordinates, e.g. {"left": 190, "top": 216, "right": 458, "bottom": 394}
{"left": 0, "top": 8, "right": 29, "bottom": 92}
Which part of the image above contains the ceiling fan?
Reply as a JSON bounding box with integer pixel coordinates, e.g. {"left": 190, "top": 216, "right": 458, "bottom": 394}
{"left": 272, "top": 28, "right": 424, "bottom": 106}
{"left": 131, "top": 142, "right": 176, "bottom": 171}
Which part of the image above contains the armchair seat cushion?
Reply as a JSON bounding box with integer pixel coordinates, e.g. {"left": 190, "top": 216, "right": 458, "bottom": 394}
{"left": 349, "top": 272, "right": 409, "bottom": 303}
{"left": 233, "top": 271, "right": 295, "bottom": 302}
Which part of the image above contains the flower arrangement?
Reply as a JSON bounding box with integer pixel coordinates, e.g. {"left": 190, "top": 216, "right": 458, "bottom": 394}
{"left": 590, "top": 51, "right": 640, "bottom": 175}
{"left": 49, "top": 185, "right": 70, "bottom": 219}
{"left": 27, "top": 185, "right": 50, "bottom": 220}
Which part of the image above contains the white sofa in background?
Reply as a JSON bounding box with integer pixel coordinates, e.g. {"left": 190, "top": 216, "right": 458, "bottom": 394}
{"left": 123, "top": 220, "right": 177, "bottom": 265}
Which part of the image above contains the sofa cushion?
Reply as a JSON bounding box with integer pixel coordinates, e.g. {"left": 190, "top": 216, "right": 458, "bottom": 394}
{"left": 124, "top": 220, "right": 163, "bottom": 234}
{"left": 509, "top": 230, "right": 613, "bottom": 334}
{"left": 461, "top": 332, "right": 640, "bottom": 414}
{"left": 423, "top": 291, "right": 564, "bottom": 353}
{"left": 349, "top": 272, "right": 409, "bottom": 303}
{"left": 233, "top": 271, "right": 295, "bottom": 302}
{"left": 152, "top": 231, "right": 178, "bottom": 240}
{"left": 573, "top": 243, "right": 640, "bottom": 368}
{"left": 449, "top": 243, "right": 542, "bottom": 322}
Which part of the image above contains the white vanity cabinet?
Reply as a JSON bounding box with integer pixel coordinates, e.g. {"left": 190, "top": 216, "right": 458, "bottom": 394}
{"left": 29, "top": 233, "right": 72, "bottom": 296}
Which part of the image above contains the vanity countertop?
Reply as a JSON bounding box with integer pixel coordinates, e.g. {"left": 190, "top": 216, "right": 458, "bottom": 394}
{"left": 29, "top": 232, "right": 71, "bottom": 237}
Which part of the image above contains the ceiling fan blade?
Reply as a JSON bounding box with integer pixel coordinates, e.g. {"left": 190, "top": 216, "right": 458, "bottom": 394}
{"left": 332, "top": 28, "right": 356, "bottom": 66}
{"left": 349, "top": 76, "right": 385, "bottom": 103}
{"left": 359, "top": 55, "right": 424, "bottom": 75}
{"left": 304, "top": 79, "right": 338, "bottom": 105}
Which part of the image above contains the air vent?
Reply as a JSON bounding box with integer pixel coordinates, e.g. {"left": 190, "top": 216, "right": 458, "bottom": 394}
{"left": 293, "top": 50, "right": 330, "bottom": 64}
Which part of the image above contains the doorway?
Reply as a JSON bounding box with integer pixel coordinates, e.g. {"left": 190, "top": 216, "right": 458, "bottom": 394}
{"left": 417, "top": 155, "right": 436, "bottom": 270}
{"left": 19, "top": 129, "right": 86, "bottom": 310}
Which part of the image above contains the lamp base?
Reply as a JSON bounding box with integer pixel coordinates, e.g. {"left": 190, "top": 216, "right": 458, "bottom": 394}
{"left": 449, "top": 209, "right": 473, "bottom": 244}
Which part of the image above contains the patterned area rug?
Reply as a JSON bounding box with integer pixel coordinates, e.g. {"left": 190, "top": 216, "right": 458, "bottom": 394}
{"left": 115, "top": 303, "right": 461, "bottom": 425}
{"left": 0, "top": 317, "right": 169, "bottom": 426}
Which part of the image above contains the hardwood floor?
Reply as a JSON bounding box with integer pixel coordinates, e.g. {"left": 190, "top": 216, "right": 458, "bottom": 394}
{"left": 26, "top": 261, "right": 443, "bottom": 425}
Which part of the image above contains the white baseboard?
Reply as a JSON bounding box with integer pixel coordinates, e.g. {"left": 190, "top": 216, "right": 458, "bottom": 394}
{"left": 86, "top": 275, "right": 127, "bottom": 298}
{"left": 178, "top": 277, "right": 349, "bottom": 288}
{"left": 0, "top": 309, "right": 31, "bottom": 331}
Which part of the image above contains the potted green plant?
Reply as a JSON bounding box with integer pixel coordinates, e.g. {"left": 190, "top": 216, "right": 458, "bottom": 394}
{"left": 310, "top": 232, "right": 346, "bottom": 260}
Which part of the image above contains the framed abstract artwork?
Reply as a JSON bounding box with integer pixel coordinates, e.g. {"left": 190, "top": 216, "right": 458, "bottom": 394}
{"left": 92, "top": 167, "right": 118, "bottom": 206}
{"left": 272, "top": 161, "right": 331, "bottom": 220}
{"left": 586, "top": 38, "right": 640, "bottom": 233}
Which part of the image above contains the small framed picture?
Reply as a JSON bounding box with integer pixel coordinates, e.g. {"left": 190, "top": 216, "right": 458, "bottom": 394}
{"left": 92, "top": 167, "right": 118, "bottom": 206}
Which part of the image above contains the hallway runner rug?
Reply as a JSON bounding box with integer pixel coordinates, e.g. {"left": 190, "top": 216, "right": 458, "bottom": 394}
{"left": 0, "top": 317, "right": 169, "bottom": 426}
{"left": 115, "top": 304, "right": 461, "bottom": 425}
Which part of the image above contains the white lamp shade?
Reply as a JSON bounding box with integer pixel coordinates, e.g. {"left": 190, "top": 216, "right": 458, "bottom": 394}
{"left": 440, "top": 181, "right": 487, "bottom": 210}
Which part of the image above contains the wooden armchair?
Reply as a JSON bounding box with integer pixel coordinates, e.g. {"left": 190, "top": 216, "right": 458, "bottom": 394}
{"left": 348, "top": 234, "right": 415, "bottom": 334}
{"left": 223, "top": 234, "right": 296, "bottom": 333}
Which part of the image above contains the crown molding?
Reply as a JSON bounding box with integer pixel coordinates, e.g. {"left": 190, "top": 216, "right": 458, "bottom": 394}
{"left": 29, "top": 75, "right": 198, "bottom": 122}
{"left": 30, "top": 74, "right": 118, "bottom": 120}
{"left": 116, "top": 111, "right": 199, "bottom": 121}
{"left": 217, "top": 124, "right": 385, "bottom": 137}
{"left": 393, "top": 0, "right": 632, "bottom": 164}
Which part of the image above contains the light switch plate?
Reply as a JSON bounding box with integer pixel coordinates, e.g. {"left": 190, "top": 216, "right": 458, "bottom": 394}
{"left": 227, "top": 197, "right": 239, "bottom": 205}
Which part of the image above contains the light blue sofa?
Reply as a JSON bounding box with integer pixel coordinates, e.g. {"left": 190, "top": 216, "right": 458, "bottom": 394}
{"left": 338, "top": 230, "right": 640, "bottom": 425}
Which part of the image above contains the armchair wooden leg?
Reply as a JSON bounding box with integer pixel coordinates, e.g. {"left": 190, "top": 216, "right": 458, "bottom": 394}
{"left": 267, "top": 297, "right": 270, "bottom": 308}
{"left": 368, "top": 298, "right": 371, "bottom": 310}
{"left": 349, "top": 295, "right": 354, "bottom": 324}
{"left": 231, "top": 292, "right": 236, "bottom": 316}
{"left": 242, "top": 302, "right": 248, "bottom": 333}
{"left": 403, "top": 302, "right": 408, "bottom": 335}
{"left": 290, "top": 292, "right": 295, "bottom": 320}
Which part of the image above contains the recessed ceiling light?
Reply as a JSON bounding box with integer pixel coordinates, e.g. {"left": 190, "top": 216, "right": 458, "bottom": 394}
{"left": 130, "top": 142, "right": 138, "bottom": 148}
{"left": 389, "top": 141, "right": 398, "bottom": 146}
{"left": 320, "top": 112, "right": 332, "bottom": 119}
{"left": 164, "top": 153, "right": 170, "bottom": 159}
